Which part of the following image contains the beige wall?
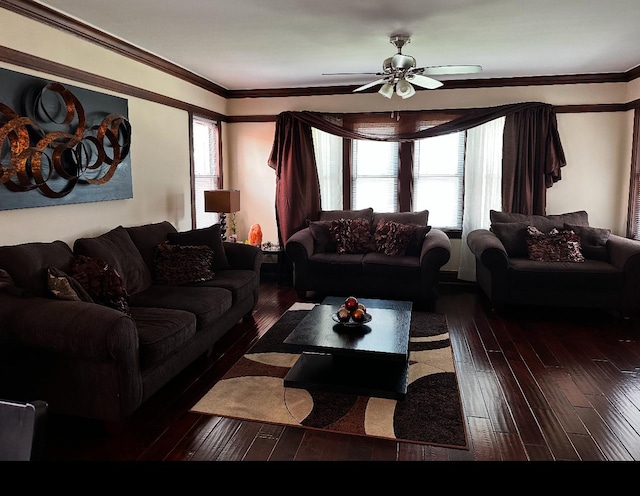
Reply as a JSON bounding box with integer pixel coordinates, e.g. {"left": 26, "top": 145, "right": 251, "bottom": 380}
{"left": 0, "top": 7, "right": 637, "bottom": 276}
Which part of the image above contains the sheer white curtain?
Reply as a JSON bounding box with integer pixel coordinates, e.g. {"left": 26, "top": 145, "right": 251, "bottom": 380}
{"left": 458, "top": 117, "right": 505, "bottom": 281}
{"left": 312, "top": 128, "right": 343, "bottom": 210}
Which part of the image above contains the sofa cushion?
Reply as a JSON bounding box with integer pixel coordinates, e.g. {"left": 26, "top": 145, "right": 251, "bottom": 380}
{"left": 362, "top": 252, "right": 421, "bottom": 279}
{"left": 74, "top": 226, "right": 153, "bottom": 295}
{"left": 509, "top": 257, "right": 623, "bottom": 289}
{"left": 491, "top": 222, "right": 529, "bottom": 257}
{"left": 192, "top": 269, "right": 257, "bottom": 304}
{"left": 128, "top": 285, "right": 232, "bottom": 331}
{"left": 125, "top": 221, "right": 179, "bottom": 276}
{"left": 373, "top": 219, "right": 415, "bottom": 256}
{"left": 70, "top": 255, "right": 131, "bottom": 314}
{"left": 490, "top": 209, "right": 589, "bottom": 231}
{"left": 129, "top": 306, "right": 197, "bottom": 370}
{"left": 564, "top": 224, "right": 611, "bottom": 262}
{"left": 153, "top": 241, "right": 215, "bottom": 286}
{"left": 0, "top": 240, "right": 75, "bottom": 297}
{"left": 166, "top": 224, "right": 231, "bottom": 270}
{"left": 526, "top": 226, "right": 585, "bottom": 263}
{"left": 306, "top": 220, "right": 336, "bottom": 253}
{"left": 319, "top": 207, "right": 373, "bottom": 222}
{"left": 308, "top": 253, "right": 365, "bottom": 277}
{"left": 329, "top": 217, "right": 373, "bottom": 254}
{"left": 47, "top": 266, "right": 94, "bottom": 302}
{"left": 372, "top": 210, "right": 429, "bottom": 230}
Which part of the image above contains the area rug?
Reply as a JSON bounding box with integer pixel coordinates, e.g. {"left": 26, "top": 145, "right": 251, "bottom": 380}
{"left": 190, "top": 303, "right": 468, "bottom": 449}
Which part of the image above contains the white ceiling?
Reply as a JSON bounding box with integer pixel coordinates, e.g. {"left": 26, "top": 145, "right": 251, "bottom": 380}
{"left": 33, "top": 0, "right": 640, "bottom": 91}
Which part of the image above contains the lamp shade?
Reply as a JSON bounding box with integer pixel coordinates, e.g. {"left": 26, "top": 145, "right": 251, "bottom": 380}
{"left": 204, "top": 189, "right": 240, "bottom": 213}
{"left": 378, "top": 82, "right": 395, "bottom": 99}
{"left": 396, "top": 79, "right": 416, "bottom": 99}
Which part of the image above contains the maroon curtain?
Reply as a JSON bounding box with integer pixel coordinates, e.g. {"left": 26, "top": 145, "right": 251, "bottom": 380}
{"left": 267, "top": 112, "right": 321, "bottom": 245}
{"left": 268, "top": 102, "right": 566, "bottom": 243}
{"left": 502, "top": 104, "right": 566, "bottom": 215}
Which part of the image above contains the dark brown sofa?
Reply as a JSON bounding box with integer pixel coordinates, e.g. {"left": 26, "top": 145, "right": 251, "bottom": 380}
{"left": 285, "top": 208, "right": 451, "bottom": 304}
{"left": 466, "top": 210, "right": 640, "bottom": 313}
{"left": 0, "top": 221, "right": 263, "bottom": 422}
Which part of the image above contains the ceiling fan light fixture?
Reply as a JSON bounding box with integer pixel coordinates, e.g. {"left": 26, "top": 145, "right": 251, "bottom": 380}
{"left": 396, "top": 79, "right": 416, "bottom": 99}
{"left": 378, "top": 82, "right": 394, "bottom": 98}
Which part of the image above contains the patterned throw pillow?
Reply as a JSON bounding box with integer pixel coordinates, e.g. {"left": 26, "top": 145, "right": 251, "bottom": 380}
{"left": 47, "top": 266, "right": 94, "bottom": 302}
{"left": 374, "top": 219, "right": 416, "bottom": 256}
{"left": 70, "top": 255, "right": 131, "bottom": 314}
{"left": 166, "top": 224, "right": 231, "bottom": 271}
{"left": 154, "top": 241, "right": 216, "bottom": 285}
{"left": 329, "top": 218, "right": 373, "bottom": 254}
{"left": 526, "top": 226, "right": 585, "bottom": 262}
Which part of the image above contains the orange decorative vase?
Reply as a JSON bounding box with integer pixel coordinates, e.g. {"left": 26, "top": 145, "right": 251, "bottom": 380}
{"left": 248, "top": 223, "right": 262, "bottom": 246}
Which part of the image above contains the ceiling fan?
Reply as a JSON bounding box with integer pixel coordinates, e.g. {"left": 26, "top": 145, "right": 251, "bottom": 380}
{"left": 324, "top": 35, "right": 482, "bottom": 99}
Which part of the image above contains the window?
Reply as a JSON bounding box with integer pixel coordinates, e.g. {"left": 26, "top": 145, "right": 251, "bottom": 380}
{"left": 352, "top": 137, "right": 399, "bottom": 212}
{"left": 311, "top": 115, "right": 467, "bottom": 231}
{"left": 413, "top": 132, "right": 466, "bottom": 229}
{"left": 192, "top": 115, "right": 220, "bottom": 229}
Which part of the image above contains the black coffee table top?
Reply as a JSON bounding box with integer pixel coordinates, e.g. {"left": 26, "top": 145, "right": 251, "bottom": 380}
{"left": 283, "top": 297, "right": 412, "bottom": 361}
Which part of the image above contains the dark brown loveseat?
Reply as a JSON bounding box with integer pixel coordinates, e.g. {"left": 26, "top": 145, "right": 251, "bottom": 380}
{"left": 466, "top": 210, "right": 640, "bottom": 313}
{"left": 0, "top": 221, "right": 263, "bottom": 422}
{"left": 285, "top": 208, "right": 451, "bottom": 304}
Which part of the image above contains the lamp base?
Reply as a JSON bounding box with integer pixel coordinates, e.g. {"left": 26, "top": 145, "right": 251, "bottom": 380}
{"left": 219, "top": 213, "right": 227, "bottom": 240}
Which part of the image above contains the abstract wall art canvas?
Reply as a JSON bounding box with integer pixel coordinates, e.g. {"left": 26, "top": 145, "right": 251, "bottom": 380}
{"left": 0, "top": 67, "right": 132, "bottom": 211}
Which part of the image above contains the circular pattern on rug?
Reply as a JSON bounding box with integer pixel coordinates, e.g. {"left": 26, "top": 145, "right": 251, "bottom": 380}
{"left": 393, "top": 372, "right": 465, "bottom": 446}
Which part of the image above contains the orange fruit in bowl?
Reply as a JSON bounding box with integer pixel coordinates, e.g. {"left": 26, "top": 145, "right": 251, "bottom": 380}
{"left": 351, "top": 308, "right": 365, "bottom": 322}
{"left": 337, "top": 308, "right": 350, "bottom": 322}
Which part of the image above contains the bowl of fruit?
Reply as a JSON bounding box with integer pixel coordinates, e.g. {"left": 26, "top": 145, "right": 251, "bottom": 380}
{"left": 332, "top": 296, "right": 372, "bottom": 328}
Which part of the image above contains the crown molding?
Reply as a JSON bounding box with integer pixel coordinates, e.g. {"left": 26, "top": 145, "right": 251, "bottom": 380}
{"left": 2, "top": 0, "right": 639, "bottom": 101}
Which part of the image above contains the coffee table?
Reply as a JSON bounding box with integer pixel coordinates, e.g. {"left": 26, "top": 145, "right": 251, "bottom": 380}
{"left": 283, "top": 296, "right": 413, "bottom": 399}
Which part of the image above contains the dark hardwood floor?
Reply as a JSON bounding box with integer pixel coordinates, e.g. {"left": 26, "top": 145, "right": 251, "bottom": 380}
{"left": 38, "top": 277, "right": 640, "bottom": 462}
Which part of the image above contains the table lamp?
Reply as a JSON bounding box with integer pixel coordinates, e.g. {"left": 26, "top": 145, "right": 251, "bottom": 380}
{"left": 204, "top": 189, "right": 240, "bottom": 240}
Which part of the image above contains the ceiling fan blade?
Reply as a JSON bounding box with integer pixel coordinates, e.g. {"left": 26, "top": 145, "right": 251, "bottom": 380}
{"left": 416, "top": 64, "right": 483, "bottom": 76}
{"left": 322, "top": 72, "right": 381, "bottom": 76}
{"left": 353, "top": 77, "right": 389, "bottom": 92}
{"left": 406, "top": 74, "right": 443, "bottom": 90}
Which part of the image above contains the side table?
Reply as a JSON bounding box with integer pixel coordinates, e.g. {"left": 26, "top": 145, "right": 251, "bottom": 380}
{"left": 261, "top": 246, "right": 288, "bottom": 285}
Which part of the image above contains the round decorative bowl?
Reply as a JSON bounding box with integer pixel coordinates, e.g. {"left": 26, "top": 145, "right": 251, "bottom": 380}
{"left": 332, "top": 312, "right": 372, "bottom": 327}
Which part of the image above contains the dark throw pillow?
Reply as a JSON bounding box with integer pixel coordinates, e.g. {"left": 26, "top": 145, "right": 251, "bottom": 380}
{"left": 405, "top": 225, "right": 432, "bottom": 257}
{"left": 306, "top": 220, "right": 336, "bottom": 253}
{"left": 166, "top": 224, "right": 231, "bottom": 271}
{"left": 47, "top": 266, "right": 94, "bottom": 302}
{"left": 154, "top": 241, "right": 216, "bottom": 286}
{"left": 0, "top": 268, "right": 27, "bottom": 297}
{"left": 329, "top": 217, "right": 373, "bottom": 254}
{"left": 491, "top": 222, "right": 529, "bottom": 257}
{"left": 70, "top": 255, "right": 130, "bottom": 315}
{"left": 373, "top": 219, "right": 417, "bottom": 256}
{"left": 526, "top": 226, "right": 585, "bottom": 263}
{"left": 564, "top": 223, "right": 611, "bottom": 261}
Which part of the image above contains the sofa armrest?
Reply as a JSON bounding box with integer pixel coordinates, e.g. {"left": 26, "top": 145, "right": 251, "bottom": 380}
{"left": 466, "top": 229, "right": 509, "bottom": 272}
{"left": 223, "top": 242, "right": 264, "bottom": 273}
{"left": 285, "top": 227, "right": 315, "bottom": 261}
{"left": 607, "top": 235, "right": 640, "bottom": 304}
{"left": 419, "top": 228, "right": 451, "bottom": 269}
{"left": 0, "top": 295, "right": 139, "bottom": 361}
